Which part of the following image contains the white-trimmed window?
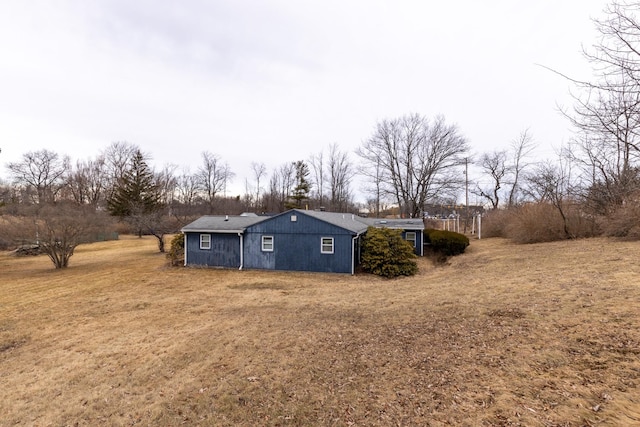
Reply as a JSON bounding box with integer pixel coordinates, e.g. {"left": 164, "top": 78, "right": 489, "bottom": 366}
{"left": 405, "top": 232, "right": 417, "bottom": 247}
{"left": 262, "top": 235, "right": 274, "bottom": 252}
{"left": 321, "top": 237, "right": 334, "bottom": 254}
{"left": 200, "top": 234, "right": 211, "bottom": 250}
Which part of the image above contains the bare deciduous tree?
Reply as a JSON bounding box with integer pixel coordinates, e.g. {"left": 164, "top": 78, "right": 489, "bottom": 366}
{"left": 102, "top": 141, "right": 140, "bottom": 201}
{"left": 475, "top": 129, "right": 536, "bottom": 210}
{"left": 197, "top": 151, "right": 234, "bottom": 213}
{"left": 175, "top": 167, "right": 199, "bottom": 206}
{"left": 357, "top": 114, "right": 469, "bottom": 217}
{"left": 309, "top": 150, "right": 325, "bottom": 206}
{"left": 566, "top": 75, "right": 640, "bottom": 211}
{"left": 310, "top": 144, "right": 354, "bottom": 211}
{"left": 586, "top": 1, "right": 640, "bottom": 88}
{"left": 264, "top": 162, "right": 295, "bottom": 212}
{"left": 359, "top": 157, "right": 385, "bottom": 217}
{"left": 327, "top": 143, "right": 354, "bottom": 212}
{"left": 155, "top": 164, "right": 178, "bottom": 207}
{"left": 138, "top": 208, "right": 181, "bottom": 253}
{"left": 2, "top": 203, "right": 112, "bottom": 268}
{"left": 7, "top": 149, "right": 69, "bottom": 204}
{"left": 524, "top": 151, "right": 576, "bottom": 238}
{"left": 476, "top": 150, "right": 507, "bottom": 210}
{"left": 553, "top": 2, "right": 640, "bottom": 213}
{"left": 507, "top": 129, "right": 537, "bottom": 207}
{"left": 65, "top": 155, "right": 107, "bottom": 207}
{"left": 251, "top": 162, "right": 267, "bottom": 211}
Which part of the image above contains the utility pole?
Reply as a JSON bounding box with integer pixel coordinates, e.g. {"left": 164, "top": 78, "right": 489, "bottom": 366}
{"left": 464, "top": 157, "right": 469, "bottom": 233}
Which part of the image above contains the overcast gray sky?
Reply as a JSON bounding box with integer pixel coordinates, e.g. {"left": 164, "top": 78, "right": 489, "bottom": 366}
{"left": 0, "top": 0, "right": 610, "bottom": 199}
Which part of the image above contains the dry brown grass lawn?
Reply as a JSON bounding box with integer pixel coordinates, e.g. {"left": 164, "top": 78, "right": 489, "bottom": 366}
{"left": 1, "top": 235, "right": 640, "bottom": 426}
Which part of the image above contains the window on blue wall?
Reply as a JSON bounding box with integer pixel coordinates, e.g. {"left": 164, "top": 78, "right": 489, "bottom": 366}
{"left": 200, "top": 234, "right": 211, "bottom": 250}
{"left": 321, "top": 237, "right": 334, "bottom": 254}
{"left": 405, "top": 232, "right": 416, "bottom": 247}
{"left": 262, "top": 235, "right": 274, "bottom": 252}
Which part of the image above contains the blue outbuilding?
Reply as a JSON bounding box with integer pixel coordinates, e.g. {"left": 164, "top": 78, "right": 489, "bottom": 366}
{"left": 180, "top": 213, "right": 265, "bottom": 269}
{"left": 181, "top": 209, "right": 424, "bottom": 274}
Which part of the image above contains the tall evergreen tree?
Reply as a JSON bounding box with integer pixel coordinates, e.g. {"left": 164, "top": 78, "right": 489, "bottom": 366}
{"left": 107, "top": 150, "right": 161, "bottom": 235}
{"left": 287, "top": 160, "right": 311, "bottom": 209}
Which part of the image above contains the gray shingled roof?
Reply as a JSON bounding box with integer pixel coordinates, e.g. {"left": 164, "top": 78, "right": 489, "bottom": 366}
{"left": 359, "top": 217, "right": 425, "bottom": 230}
{"left": 181, "top": 215, "right": 266, "bottom": 233}
{"left": 296, "top": 209, "right": 370, "bottom": 234}
{"left": 300, "top": 210, "right": 424, "bottom": 232}
{"left": 182, "top": 210, "right": 425, "bottom": 234}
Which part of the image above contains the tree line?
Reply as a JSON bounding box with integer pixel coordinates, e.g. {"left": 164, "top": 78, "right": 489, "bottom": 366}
{"left": 1, "top": 115, "right": 475, "bottom": 221}
{"left": 0, "top": 142, "right": 360, "bottom": 216}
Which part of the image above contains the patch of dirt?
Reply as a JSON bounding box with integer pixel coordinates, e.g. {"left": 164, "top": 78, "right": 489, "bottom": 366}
{"left": 0, "top": 337, "right": 29, "bottom": 353}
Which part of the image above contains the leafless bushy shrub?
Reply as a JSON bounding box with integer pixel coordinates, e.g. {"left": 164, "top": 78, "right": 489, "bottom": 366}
{"left": 479, "top": 209, "right": 510, "bottom": 238}
{"left": 600, "top": 200, "right": 640, "bottom": 240}
{"left": 503, "top": 203, "right": 565, "bottom": 243}
{"left": 568, "top": 208, "right": 600, "bottom": 239}
{"left": 113, "top": 221, "right": 133, "bottom": 235}
{"left": 502, "top": 203, "right": 597, "bottom": 244}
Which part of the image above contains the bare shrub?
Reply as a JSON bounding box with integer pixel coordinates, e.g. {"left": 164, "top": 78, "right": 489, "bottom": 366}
{"left": 504, "top": 203, "right": 597, "bottom": 243}
{"left": 113, "top": 220, "right": 133, "bottom": 235}
{"left": 480, "top": 209, "right": 511, "bottom": 238}
{"left": 569, "top": 208, "right": 600, "bottom": 239}
{"left": 600, "top": 200, "right": 640, "bottom": 240}
{"left": 504, "top": 203, "right": 565, "bottom": 243}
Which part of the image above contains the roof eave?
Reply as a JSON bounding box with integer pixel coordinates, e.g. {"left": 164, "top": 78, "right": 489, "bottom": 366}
{"left": 181, "top": 228, "right": 245, "bottom": 234}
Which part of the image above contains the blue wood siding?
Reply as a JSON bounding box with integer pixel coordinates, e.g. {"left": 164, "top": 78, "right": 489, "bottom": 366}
{"left": 244, "top": 212, "right": 356, "bottom": 273}
{"left": 401, "top": 230, "right": 423, "bottom": 255}
{"left": 185, "top": 232, "right": 240, "bottom": 268}
{"left": 243, "top": 233, "right": 276, "bottom": 270}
